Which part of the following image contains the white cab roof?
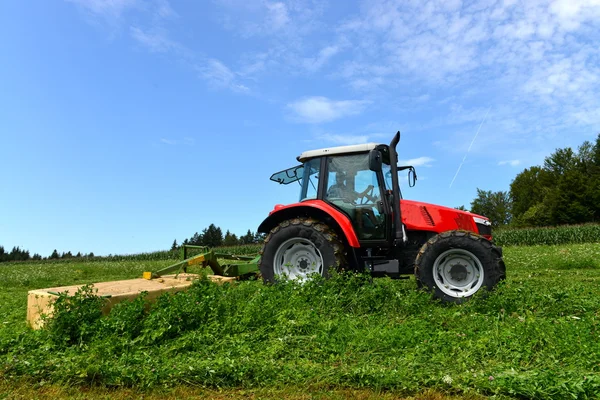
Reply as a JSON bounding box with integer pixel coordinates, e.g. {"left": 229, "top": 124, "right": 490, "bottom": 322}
{"left": 297, "top": 142, "right": 378, "bottom": 162}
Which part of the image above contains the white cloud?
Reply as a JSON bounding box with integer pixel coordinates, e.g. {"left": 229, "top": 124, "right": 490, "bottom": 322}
{"left": 570, "top": 108, "right": 600, "bottom": 125}
{"left": 66, "top": 0, "right": 138, "bottom": 17}
{"left": 337, "top": 0, "right": 600, "bottom": 97}
{"left": 323, "top": 0, "right": 600, "bottom": 164}
{"left": 523, "top": 57, "right": 599, "bottom": 100}
{"left": 67, "top": 0, "right": 180, "bottom": 20}
{"left": 70, "top": 0, "right": 600, "bottom": 152}
{"left": 303, "top": 46, "right": 340, "bottom": 72}
{"left": 265, "top": 2, "right": 290, "bottom": 30}
{"left": 287, "top": 96, "right": 370, "bottom": 123}
{"left": 197, "top": 59, "right": 250, "bottom": 93}
{"left": 400, "top": 157, "right": 435, "bottom": 167}
{"left": 154, "top": 0, "right": 176, "bottom": 19}
{"left": 318, "top": 133, "right": 370, "bottom": 145}
{"left": 211, "top": 0, "right": 328, "bottom": 78}
{"left": 130, "top": 27, "right": 178, "bottom": 53}
{"left": 215, "top": 0, "right": 323, "bottom": 37}
{"left": 499, "top": 160, "right": 522, "bottom": 167}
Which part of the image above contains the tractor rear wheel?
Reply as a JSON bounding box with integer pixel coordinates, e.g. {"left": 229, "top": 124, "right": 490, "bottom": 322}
{"left": 414, "top": 231, "right": 504, "bottom": 303}
{"left": 259, "top": 218, "right": 344, "bottom": 283}
{"left": 493, "top": 245, "right": 506, "bottom": 281}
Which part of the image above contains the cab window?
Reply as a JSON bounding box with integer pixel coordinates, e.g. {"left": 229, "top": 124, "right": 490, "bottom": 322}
{"left": 325, "top": 154, "right": 386, "bottom": 240}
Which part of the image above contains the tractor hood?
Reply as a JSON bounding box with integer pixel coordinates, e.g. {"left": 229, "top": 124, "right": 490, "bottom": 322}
{"left": 400, "top": 200, "right": 492, "bottom": 239}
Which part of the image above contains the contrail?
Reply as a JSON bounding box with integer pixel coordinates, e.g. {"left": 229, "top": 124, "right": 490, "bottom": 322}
{"left": 449, "top": 107, "right": 491, "bottom": 189}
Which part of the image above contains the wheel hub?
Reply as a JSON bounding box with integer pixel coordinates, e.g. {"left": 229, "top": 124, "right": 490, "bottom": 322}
{"left": 298, "top": 258, "right": 309, "bottom": 271}
{"left": 448, "top": 263, "right": 468, "bottom": 282}
{"left": 432, "top": 248, "right": 484, "bottom": 298}
{"left": 273, "top": 237, "right": 324, "bottom": 280}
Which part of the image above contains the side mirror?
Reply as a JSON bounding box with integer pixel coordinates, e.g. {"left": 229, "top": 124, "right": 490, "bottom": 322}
{"left": 369, "top": 149, "right": 382, "bottom": 172}
{"left": 408, "top": 167, "right": 417, "bottom": 187}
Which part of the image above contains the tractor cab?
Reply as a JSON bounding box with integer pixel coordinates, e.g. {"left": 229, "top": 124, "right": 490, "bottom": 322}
{"left": 270, "top": 141, "right": 416, "bottom": 244}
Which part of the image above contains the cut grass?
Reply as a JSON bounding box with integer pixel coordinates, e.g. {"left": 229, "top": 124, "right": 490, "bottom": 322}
{"left": 1, "top": 244, "right": 600, "bottom": 399}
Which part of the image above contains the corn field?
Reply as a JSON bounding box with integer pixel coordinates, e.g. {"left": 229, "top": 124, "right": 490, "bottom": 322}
{"left": 494, "top": 224, "right": 600, "bottom": 247}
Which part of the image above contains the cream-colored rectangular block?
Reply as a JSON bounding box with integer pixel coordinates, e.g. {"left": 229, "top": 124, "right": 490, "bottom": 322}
{"left": 26, "top": 274, "right": 235, "bottom": 330}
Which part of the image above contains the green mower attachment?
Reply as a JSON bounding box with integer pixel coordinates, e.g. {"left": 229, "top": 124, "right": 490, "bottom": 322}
{"left": 143, "top": 245, "right": 260, "bottom": 279}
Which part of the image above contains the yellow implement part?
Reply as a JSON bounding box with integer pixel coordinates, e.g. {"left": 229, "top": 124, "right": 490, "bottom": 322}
{"left": 187, "top": 254, "right": 205, "bottom": 266}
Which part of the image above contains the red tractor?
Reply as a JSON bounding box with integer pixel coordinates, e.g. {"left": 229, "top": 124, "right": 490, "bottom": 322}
{"left": 257, "top": 132, "right": 505, "bottom": 302}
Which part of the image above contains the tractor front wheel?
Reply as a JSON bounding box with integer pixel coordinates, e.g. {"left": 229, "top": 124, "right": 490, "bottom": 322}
{"left": 414, "top": 231, "right": 504, "bottom": 303}
{"left": 259, "top": 218, "right": 344, "bottom": 283}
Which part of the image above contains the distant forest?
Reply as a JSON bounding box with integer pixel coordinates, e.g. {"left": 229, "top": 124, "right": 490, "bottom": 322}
{"left": 0, "top": 224, "right": 264, "bottom": 263}
{"left": 467, "top": 133, "right": 600, "bottom": 228}
{"left": 171, "top": 224, "right": 265, "bottom": 250}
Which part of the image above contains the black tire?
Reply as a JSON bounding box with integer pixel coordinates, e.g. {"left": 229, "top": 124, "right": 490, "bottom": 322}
{"left": 414, "top": 230, "right": 505, "bottom": 303}
{"left": 492, "top": 244, "right": 507, "bottom": 281}
{"left": 259, "top": 218, "right": 345, "bottom": 283}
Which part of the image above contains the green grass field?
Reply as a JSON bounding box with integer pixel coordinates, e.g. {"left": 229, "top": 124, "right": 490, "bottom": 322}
{"left": 1, "top": 244, "right": 600, "bottom": 399}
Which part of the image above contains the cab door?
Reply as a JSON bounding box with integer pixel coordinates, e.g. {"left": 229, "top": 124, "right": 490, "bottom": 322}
{"left": 323, "top": 154, "right": 389, "bottom": 242}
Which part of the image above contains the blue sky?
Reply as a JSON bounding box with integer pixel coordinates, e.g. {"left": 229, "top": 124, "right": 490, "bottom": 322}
{"left": 1, "top": 0, "right": 599, "bottom": 256}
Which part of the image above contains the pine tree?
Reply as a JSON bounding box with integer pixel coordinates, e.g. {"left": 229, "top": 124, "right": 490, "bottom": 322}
{"left": 190, "top": 232, "right": 201, "bottom": 246}
{"left": 10, "top": 246, "right": 20, "bottom": 261}
{"left": 240, "top": 230, "right": 255, "bottom": 245}
{"left": 201, "top": 224, "right": 223, "bottom": 247}
{"left": 223, "top": 230, "right": 239, "bottom": 246}
{"left": 253, "top": 232, "right": 266, "bottom": 244}
{"left": 50, "top": 249, "right": 59, "bottom": 259}
{"left": 171, "top": 239, "right": 178, "bottom": 251}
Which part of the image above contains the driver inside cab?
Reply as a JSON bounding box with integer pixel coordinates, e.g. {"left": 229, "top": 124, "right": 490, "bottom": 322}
{"left": 327, "top": 171, "right": 374, "bottom": 204}
{"left": 327, "top": 172, "right": 350, "bottom": 199}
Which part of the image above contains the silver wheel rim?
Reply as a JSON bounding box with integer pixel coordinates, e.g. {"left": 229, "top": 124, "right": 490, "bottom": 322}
{"left": 273, "top": 237, "right": 324, "bottom": 280}
{"left": 433, "top": 248, "right": 484, "bottom": 298}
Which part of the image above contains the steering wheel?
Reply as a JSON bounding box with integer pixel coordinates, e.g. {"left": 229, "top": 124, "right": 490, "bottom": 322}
{"left": 358, "top": 185, "right": 376, "bottom": 205}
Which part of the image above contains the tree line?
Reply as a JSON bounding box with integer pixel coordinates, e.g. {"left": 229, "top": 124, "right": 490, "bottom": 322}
{"left": 0, "top": 246, "right": 41, "bottom": 262}
{"left": 171, "top": 224, "right": 265, "bottom": 250}
{"left": 0, "top": 245, "right": 95, "bottom": 263}
{"left": 466, "top": 133, "right": 600, "bottom": 228}
{"left": 0, "top": 224, "right": 264, "bottom": 263}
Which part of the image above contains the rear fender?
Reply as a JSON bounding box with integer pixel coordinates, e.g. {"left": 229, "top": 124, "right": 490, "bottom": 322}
{"left": 257, "top": 200, "right": 360, "bottom": 248}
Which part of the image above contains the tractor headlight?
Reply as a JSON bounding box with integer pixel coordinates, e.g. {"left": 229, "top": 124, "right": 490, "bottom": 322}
{"left": 473, "top": 216, "right": 492, "bottom": 236}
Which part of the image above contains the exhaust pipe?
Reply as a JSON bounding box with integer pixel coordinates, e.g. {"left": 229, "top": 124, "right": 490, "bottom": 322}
{"left": 388, "top": 131, "right": 405, "bottom": 246}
